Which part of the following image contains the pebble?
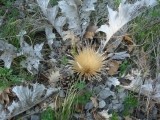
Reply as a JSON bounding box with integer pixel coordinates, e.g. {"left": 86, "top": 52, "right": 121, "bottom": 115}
{"left": 99, "top": 88, "right": 114, "bottom": 99}
{"left": 59, "top": 90, "right": 65, "bottom": 97}
{"left": 26, "top": 109, "right": 31, "bottom": 114}
{"left": 98, "top": 100, "right": 106, "bottom": 108}
{"left": 30, "top": 109, "right": 35, "bottom": 115}
{"left": 112, "top": 94, "right": 117, "bottom": 99}
{"left": 35, "top": 106, "right": 40, "bottom": 113}
{"left": 108, "top": 103, "right": 113, "bottom": 110}
{"left": 31, "top": 115, "right": 40, "bottom": 120}
{"left": 85, "top": 102, "right": 94, "bottom": 111}
{"left": 22, "top": 118, "right": 28, "bottom": 120}
{"left": 112, "top": 99, "right": 119, "bottom": 104}
{"left": 118, "top": 88, "right": 125, "bottom": 93}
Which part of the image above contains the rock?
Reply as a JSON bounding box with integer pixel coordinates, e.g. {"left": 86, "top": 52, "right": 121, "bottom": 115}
{"left": 152, "top": 107, "right": 157, "bottom": 119}
{"left": 73, "top": 113, "right": 85, "bottom": 119}
{"left": 113, "top": 103, "right": 124, "bottom": 112}
{"left": 108, "top": 103, "right": 113, "bottom": 110}
{"left": 85, "top": 102, "right": 94, "bottom": 111}
{"left": 112, "top": 100, "right": 119, "bottom": 104}
{"left": 59, "top": 90, "right": 65, "bottom": 97}
{"left": 26, "top": 109, "right": 31, "bottom": 114}
{"left": 35, "top": 106, "right": 40, "bottom": 113}
{"left": 118, "top": 87, "right": 125, "bottom": 93}
{"left": 30, "top": 109, "right": 35, "bottom": 115}
{"left": 118, "top": 116, "right": 123, "bottom": 120}
{"left": 22, "top": 118, "right": 28, "bottom": 120}
{"left": 99, "top": 88, "right": 114, "bottom": 99}
{"left": 31, "top": 115, "right": 40, "bottom": 120}
{"left": 118, "top": 92, "right": 127, "bottom": 100}
{"left": 86, "top": 112, "right": 94, "bottom": 120}
{"left": 98, "top": 100, "right": 106, "bottom": 108}
{"left": 93, "top": 85, "right": 103, "bottom": 94}
{"left": 53, "top": 40, "right": 61, "bottom": 47}
{"left": 112, "top": 94, "right": 117, "bottom": 99}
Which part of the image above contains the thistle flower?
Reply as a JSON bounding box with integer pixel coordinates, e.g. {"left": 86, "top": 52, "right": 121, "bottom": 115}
{"left": 69, "top": 45, "right": 107, "bottom": 81}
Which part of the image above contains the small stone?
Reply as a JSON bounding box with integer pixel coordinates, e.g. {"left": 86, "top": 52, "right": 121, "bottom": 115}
{"left": 108, "top": 103, "right": 113, "bottom": 110}
{"left": 98, "top": 100, "right": 106, "bottom": 108}
{"left": 30, "top": 109, "right": 35, "bottom": 114}
{"left": 118, "top": 116, "right": 123, "bottom": 120}
{"left": 35, "top": 106, "right": 40, "bottom": 113}
{"left": 53, "top": 40, "right": 61, "bottom": 47}
{"left": 113, "top": 103, "right": 124, "bottom": 112}
{"left": 118, "top": 88, "right": 125, "bottom": 93}
{"left": 85, "top": 102, "right": 94, "bottom": 111}
{"left": 86, "top": 112, "right": 94, "bottom": 120}
{"left": 59, "top": 90, "right": 65, "bottom": 97}
{"left": 31, "top": 115, "right": 40, "bottom": 120}
{"left": 118, "top": 92, "right": 127, "bottom": 100}
{"left": 112, "top": 100, "right": 119, "bottom": 104}
{"left": 22, "top": 118, "right": 28, "bottom": 120}
{"left": 152, "top": 107, "right": 157, "bottom": 119}
{"left": 99, "top": 88, "right": 114, "bottom": 99}
{"left": 93, "top": 85, "right": 103, "bottom": 93}
{"left": 26, "top": 109, "right": 31, "bottom": 114}
{"left": 112, "top": 94, "right": 117, "bottom": 99}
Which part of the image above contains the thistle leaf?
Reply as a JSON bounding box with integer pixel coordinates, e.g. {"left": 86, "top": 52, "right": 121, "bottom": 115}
{"left": 18, "top": 31, "right": 44, "bottom": 74}
{"left": 97, "top": 0, "right": 158, "bottom": 49}
{"left": 0, "top": 40, "right": 17, "bottom": 68}
{"left": 0, "top": 83, "right": 59, "bottom": 120}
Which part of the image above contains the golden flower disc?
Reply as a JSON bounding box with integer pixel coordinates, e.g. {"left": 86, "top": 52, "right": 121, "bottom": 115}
{"left": 73, "top": 48, "right": 103, "bottom": 77}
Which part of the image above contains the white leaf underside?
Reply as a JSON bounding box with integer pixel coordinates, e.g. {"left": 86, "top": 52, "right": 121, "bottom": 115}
{"left": 0, "top": 83, "right": 59, "bottom": 120}
{"left": 97, "top": 0, "right": 158, "bottom": 49}
{"left": 18, "top": 31, "right": 44, "bottom": 74}
{"left": 58, "top": 0, "right": 97, "bottom": 36}
{"left": 0, "top": 40, "right": 17, "bottom": 68}
{"left": 122, "top": 72, "right": 160, "bottom": 103}
{"left": 36, "top": 0, "right": 66, "bottom": 37}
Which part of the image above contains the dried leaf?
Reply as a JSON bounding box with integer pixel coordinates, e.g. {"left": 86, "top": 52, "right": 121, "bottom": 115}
{"left": 108, "top": 60, "right": 120, "bottom": 75}
{"left": 93, "top": 112, "right": 105, "bottom": 120}
{"left": 63, "top": 30, "right": 80, "bottom": 46}
{"left": 75, "top": 103, "right": 85, "bottom": 113}
{"left": 90, "top": 97, "right": 98, "bottom": 108}
{"left": 48, "top": 70, "right": 60, "bottom": 83}
{"left": 106, "top": 44, "right": 116, "bottom": 53}
{"left": 124, "top": 116, "right": 132, "bottom": 120}
{"left": 84, "top": 31, "right": 95, "bottom": 39}
{"left": 0, "top": 87, "right": 12, "bottom": 105}
{"left": 123, "top": 35, "right": 134, "bottom": 52}
{"left": 84, "top": 26, "right": 98, "bottom": 39}
{"left": 98, "top": 110, "right": 112, "bottom": 120}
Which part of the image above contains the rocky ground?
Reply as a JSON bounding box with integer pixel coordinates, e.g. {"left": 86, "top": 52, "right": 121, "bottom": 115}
{"left": 0, "top": 0, "right": 160, "bottom": 120}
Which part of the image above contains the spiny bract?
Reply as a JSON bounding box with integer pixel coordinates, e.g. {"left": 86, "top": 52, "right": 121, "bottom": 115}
{"left": 69, "top": 46, "right": 107, "bottom": 81}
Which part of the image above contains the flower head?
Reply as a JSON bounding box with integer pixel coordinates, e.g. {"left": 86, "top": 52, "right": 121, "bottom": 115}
{"left": 69, "top": 46, "right": 107, "bottom": 81}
